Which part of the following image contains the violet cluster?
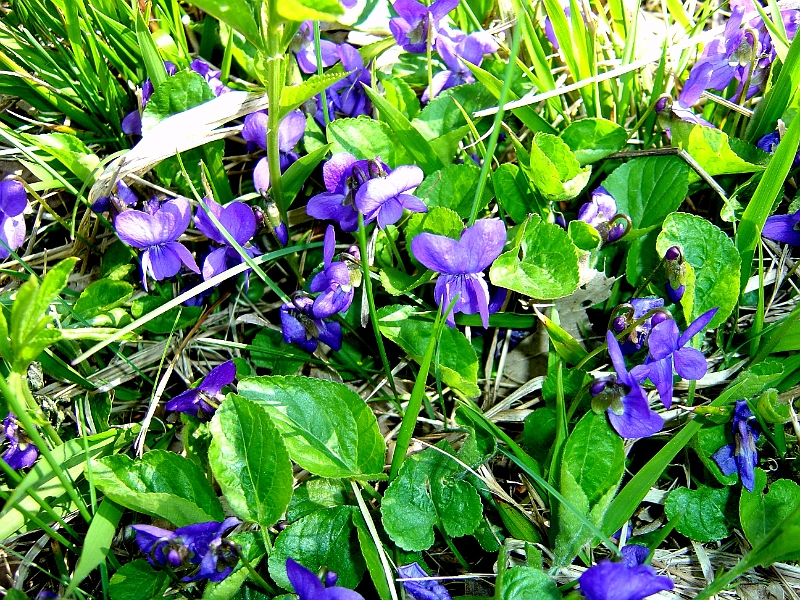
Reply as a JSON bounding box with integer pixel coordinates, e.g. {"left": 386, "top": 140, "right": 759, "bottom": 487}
{"left": 0, "top": 177, "right": 29, "bottom": 259}
{"left": 579, "top": 544, "right": 673, "bottom": 600}
{"left": 131, "top": 517, "right": 241, "bottom": 582}
{"left": 712, "top": 399, "right": 759, "bottom": 491}
{"left": 1, "top": 413, "right": 37, "bottom": 470}
{"left": 246, "top": 109, "right": 306, "bottom": 192}
{"left": 165, "top": 360, "right": 236, "bottom": 421}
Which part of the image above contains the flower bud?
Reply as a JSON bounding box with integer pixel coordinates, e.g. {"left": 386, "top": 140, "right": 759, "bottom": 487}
{"left": 664, "top": 246, "right": 686, "bottom": 302}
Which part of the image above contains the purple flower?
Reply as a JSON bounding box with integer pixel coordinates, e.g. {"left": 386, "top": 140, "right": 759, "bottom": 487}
{"left": 639, "top": 308, "right": 717, "bottom": 409}
{"left": 317, "top": 44, "right": 371, "bottom": 123}
{"left": 281, "top": 295, "right": 342, "bottom": 353}
{"left": 578, "top": 187, "right": 625, "bottom": 243}
{"left": 398, "top": 562, "right": 452, "bottom": 600}
{"left": 1, "top": 414, "right": 37, "bottom": 470}
{"left": 544, "top": 1, "right": 573, "bottom": 49}
{"left": 307, "top": 154, "right": 387, "bottom": 232}
{"left": 131, "top": 517, "right": 241, "bottom": 582}
{"left": 757, "top": 130, "right": 800, "bottom": 168}
{"left": 0, "top": 178, "right": 28, "bottom": 259}
{"left": 190, "top": 59, "right": 230, "bottom": 96}
{"left": 712, "top": 400, "right": 759, "bottom": 491}
{"left": 611, "top": 297, "right": 665, "bottom": 355}
{"left": 249, "top": 110, "right": 306, "bottom": 192}
{"left": 291, "top": 21, "right": 340, "bottom": 74}
{"left": 763, "top": 209, "right": 800, "bottom": 246}
{"left": 91, "top": 180, "right": 138, "bottom": 218}
{"left": 655, "top": 97, "right": 715, "bottom": 130}
{"left": 165, "top": 360, "right": 236, "bottom": 420}
{"left": 579, "top": 543, "right": 673, "bottom": 600}
{"left": 390, "top": 0, "right": 460, "bottom": 53}
{"left": 355, "top": 165, "right": 426, "bottom": 228}
{"left": 122, "top": 61, "right": 178, "bottom": 135}
{"left": 411, "top": 218, "right": 507, "bottom": 328}
{"left": 309, "top": 225, "right": 356, "bottom": 318}
{"left": 194, "top": 197, "right": 261, "bottom": 282}
{"left": 423, "top": 32, "right": 498, "bottom": 102}
{"left": 592, "top": 331, "right": 663, "bottom": 439}
{"left": 115, "top": 196, "right": 200, "bottom": 290}
{"left": 286, "top": 558, "right": 364, "bottom": 600}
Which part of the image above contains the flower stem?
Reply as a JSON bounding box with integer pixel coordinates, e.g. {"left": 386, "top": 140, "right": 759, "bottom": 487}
{"left": 239, "top": 551, "right": 277, "bottom": 594}
{"left": 350, "top": 480, "right": 399, "bottom": 600}
{"left": 314, "top": 21, "right": 331, "bottom": 126}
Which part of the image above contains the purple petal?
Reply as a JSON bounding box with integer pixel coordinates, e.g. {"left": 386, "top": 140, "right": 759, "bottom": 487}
{"left": 253, "top": 157, "right": 272, "bottom": 193}
{"left": 647, "top": 319, "right": 680, "bottom": 360}
{"left": 458, "top": 219, "right": 507, "bottom": 272}
{"left": 281, "top": 309, "right": 317, "bottom": 353}
{"left": 458, "top": 31, "right": 498, "bottom": 65}
{"left": 323, "top": 225, "right": 336, "bottom": 266}
{"left": 312, "top": 284, "right": 354, "bottom": 319}
{"left": 325, "top": 588, "right": 366, "bottom": 600}
{"left": 323, "top": 153, "right": 359, "bottom": 193}
{"left": 374, "top": 198, "right": 404, "bottom": 229}
{"left": 116, "top": 211, "right": 161, "bottom": 248}
{"left": 2, "top": 443, "right": 38, "bottom": 470}
{"left": 605, "top": 330, "right": 629, "bottom": 381}
{"left": 607, "top": 386, "right": 664, "bottom": 439}
{"left": 0, "top": 179, "right": 28, "bottom": 217}
{"left": 647, "top": 357, "right": 674, "bottom": 409}
{"left": 422, "top": 70, "right": 458, "bottom": 103}
{"left": 673, "top": 346, "right": 708, "bottom": 380}
{"left": 307, "top": 192, "right": 359, "bottom": 232}
{"left": 579, "top": 560, "right": 673, "bottom": 600}
{"left": 121, "top": 110, "right": 142, "bottom": 136}
{"left": 712, "top": 444, "right": 738, "bottom": 476}
{"left": 279, "top": 110, "right": 306, "bottom": 153}
{"left": 338, "top": 43, "right": 364, "bottom": 72}
{"left": 145, "top": 245, "right": 183, "bottom": 281}
{"left": 200, "top": 360, "right": 236, "bottom": 395}
{"left": 621, "top": 545, "right": 650, "bottom": 568}
{"left": 241, "top": 111, "right": 268, "bottom": 151}
{"left": 763, "top": 213, "right": 800, "bottom": 246}
{"left": 678, "top": 307, "right": 718, "bottom": 346}
{"left": 202, "top": 247, "right": 230, "bottom": 280}
{"left": 167, "top": 241, "right": 200, "bottom": 274}
{"left": 393, "top": 0, "right": 428, "bottom": 23}
{"left": 0, "top": 215, "right": 26, "bottom": 259}
{"left": 678, "top": 61, "right": 714, "bottom": 107}
{"left": 317, "top": 319, "right": 342, "bottom": 351}
{"left": 429, "top": 0, "right": 460, "bottom": 20}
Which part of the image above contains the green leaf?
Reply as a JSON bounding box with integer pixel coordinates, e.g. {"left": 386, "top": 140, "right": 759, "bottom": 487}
{"left": 237, "top": 376, "right": 386, "bottom": 479}
{"left": 412, "top": 83, "right": 495, "bottom": 141}
{"left": 283, "top": 143, "right": 332, "bottom": 207}
{"left": 691, "top": 425, "right": 738, "bottom": 486}
{"left": 413, "top": 164, "right": 489, "bottom": 219}
{"left": 141, "top": 71, "right": 215, "bottom": 135}
{"left": 527, "top": 133, "right": 591, "bottom": 201}
{"left": 92, "top": 450, "right": 224, "bottom": 526}
{"left": 249, "top": 329, "right": 306, "bottom": 375}
{"left": 276, "top": 0, "right": 344, "bottom": 21}
{"left": 186, "top": 0, "right": 261, "bottom": 49}
{"left": 553, "top": 412, "right": 624, "bottom": 566}
{"left": 560, "top": 118, "right": 628, "bottom": 165}
{"left": 109, "top": 559, "right": 168, "bottom": 600}
{"left": 664, "top": 486, "right": 734, "bottom": 542}
{"left": 354, "top": 515, "right": 393, "bottom": 600}
{"left": 405, "top": 206, "right": 463, "bottom": 247}
{"left": 327, "top": 116, "right": 410, "bottom": 167}
{"left": 756, "top": 388, "right": 791, "bottom": 423}
{"left": 381, "top": 442, "right": 483, "bottom": 551}
{"left": 745, "top": 34, "right": 800, "bottom": 141}
{"left": 493, "top": 163, "right": 540, "bottom": 223}
{"left": 671, "top": 121, "right": 765, "bottom": 181}
{"left": 363, "top": 86, "right": 445, "bottom": 175}
{"left": 656, "top": 212, "right": 740, "bottom": 328}
{"left": 279, "top": 73, "right": 347, "bottom": 119}
{"left": 498, "top": 566, "right": 560, "bottom": 600}
{"left": 522, "top": 408, "right": 557, "bottom": 464}
{"left": 740, "top": 468, "right": 800, "bottom": 550}
{"left": 25, "top": 133, "right": 101, "bottom": 183}
{"left": 379, "top": 74, "right": 420, "bottom": 121}
{"left": 209, "top": 395, "right": 293, "bottom": 528}
{"left": 490, "top": 214, "right": 581, "bottom": 300}
{"left": 74, "top": 280, "right": 134, "bottom": 319}
{"left": 135, "top": 9, "right": 168, "bottom": 89}
{"left": 66, "top": 499, "right": 124, "bottom": 596}
{"left": 377, "top": 305, "right": 480, "bottom": 397}
{"left": 601, "top": 156, "right": 689, "bottom": 230}
{"left": 269, "top": 506, "right": 365, "bottom": 591}
{"left": 568, "top": 220, "right": 602, "bottom": 253}
{"left": 287, "top": 478, "right": 350, "bottom": 522}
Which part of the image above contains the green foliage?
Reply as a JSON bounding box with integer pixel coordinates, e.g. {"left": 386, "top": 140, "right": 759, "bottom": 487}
{"left": 692, "top": 425, "right": 738, "bottom": 486}
{"left": 527, "top": 133, "right": 591, "bottom": 202}
{"left": 560, "top": 118, "right": 628, "bottom": 165}
{"left": 280, "top": 73, "right": 347, "bottom": 119}
{"left": 141, "top": 71, "right": 215, "bottom": 134}
{"left": 493, "top": 163, "right": 541, "bottom": 223}
{"left": 92, "top": 450, "right": 224, "bottom": 526}
{"left": 276, "top": 0, "right": 344, "bottom": 22}
{"left": 209, "top": 395, "right": 293, "bottom": 528}
{"left": 249, "top": 329, "right": 306, "bottom": 375}
{"left": 74, "top": 280, "right": 134, "bottom": 320}
{"left": 740, "top": 468, "right": 800, "bottom": 549}
{"left": 237, "top": 376, "right": 386, "bottom": 479}
{"left": 664, "top": 486, "right": 735, "bottom": 542}
{"left": 327, "top": 116, "right": 411, "bottom": 167}
{"left": 414, "top": 164, "right": 490, "bottom": 219}
{"left": 490, "top": 214, "right": 581, "bottom": 300}
{"left": 498, "top": 566, "right": 561, "bottom": 600}
{"left": 109, "top": 559, "right": 168, "bottom": 600}
{"left": 287, "top": 478, "right": 350, "bottom": 521}
{"left": 130, "top": 297, "right": 203, "bottom": 334}
{"left": 671, "top": 122, "right": 765, "bottom": 180}
{"left": 381, "top": 442, "right": 483, "bottom": 551}
{"left": 378, "top": 305, "right": 480, "bottom": 397}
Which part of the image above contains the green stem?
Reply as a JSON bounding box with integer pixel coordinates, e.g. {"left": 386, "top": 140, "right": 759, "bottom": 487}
{"left": 314, "top": 21, "right": 331, "bottom": 126}
{"left": 426, "top": 17, "right": 434, "bottom": 103}
{"left": 239, "top": 552, "right": 277, "bottom": 594}
{"left": 265, "top": 19, "right": 286, "bottom": 219}
{"left": 357, "top": 213, "right": 399, "bottom": 403}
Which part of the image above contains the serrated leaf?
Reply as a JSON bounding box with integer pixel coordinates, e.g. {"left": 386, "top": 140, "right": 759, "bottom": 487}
{"left": 141, "top": 71, "right": 215, "bottom": 135}
{"left": 490, "top": 214, "right": 581, "bottom": 299}
{"left": 664, "top": 485, "right": 735, "bottom": 542}
{"left": 209, "top": 395, "right": 293, "bottom": 528}
{"left": 671, "top": 121, "right": 765, "bottom": 181}
{"left": 527, "top": 133, "right": 591, "bottom": 201}
{"left": 498, "top": 566, "right": 560, "bottom": 600}
{"left": 377, "top": 305, "right": 479, "bottom": 397}
{"left": 269, "top": 506, "right": 364, "bottom": 591}
{"left": 560, "top": 118, "right": 628, "bottom": 165}
{"left": 74, "top": 280, "right": 134, "bottom": 319}
{"left": 413, "top": 164, "right": 489, "bottom": 219}
{"left": 601, "top": 156, "right": 689, "bottom": 230}
{"left": 326, "top": 116, "right": 410, "bottom": 167}
{"left": 381, "top": 442, "right": 483, "bottom": 551}
{"left": 740, "top": 468, "right": 800, "bottom": 551}
{"left": 109, "top": 559, "right": 168, "bottom": 600}
{"left": 237, "top": 376, "right": 386, "bottom": 479}
{"left": 279, "top": 73, "right": 347, "bottom": 119}
{"left": 92, "top": 450, "right": 224, "bottom": 526}
{"left": 656, "top": 212, "right": 740, "bottom": 328}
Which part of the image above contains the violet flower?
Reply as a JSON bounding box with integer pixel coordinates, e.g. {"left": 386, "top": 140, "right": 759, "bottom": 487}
{"left": 286, "top": 557, "right": 364, "bottom": 600}
{"left": 0, "top": 177, "right": 28, "bottom": 259}
{"left": 317, "top": 44, "right": 371, "bottom": 123}
{"left": 591, "top": 331, "right": 663, "bottom": 439}
{"left": 639, "top": 308, "right": 717, "bottom": 409}
{"left": 122, "top": 61, "right": 178, "bottom": 135}
{"left": 194, "top": 197, "right": 262, "bottom": 282}
{"left": 91, "top": 180, "right": 138, "bottom": 217}
{"left": 544, "top": 2, "right": 571, "bottom": 49}
{"left": 249, "top": 110, "right": 306, "bottom": 193}
{"left": 712, "top": 399, "right": 759, "bottom": 491}
{"left": 307, "top": 154, "right": 386, "bottom": 232}
{"left": 578, "top": 187, "right": 626, "bottom": 243}
{"left": 655, "top": 97, "right": 715, "bottom": 130}
{"left": 398, "top": 562, "right": 452, "bottom": 600}
{"left": 1, "top": 414, "right": 37, "bottom": 470}
{"left": 310, "top": 225, "right": 356, "bottom": 318}
{"left": 281, "top": 294, "right": 343, "bottom": 353}
{"left": 131, "top": 517, "right": 241, "bottom": 582}
{"left": 190, "top": 59, "right": 230, "bottom": 96}
{"left": 411, "top": 218, "right": 507, "bottom": 328}
{"left": 291, "top": 21, "right": 339, "bottom": 74}
{"left": 115, "top": 196, "right": 200, "bottom": 290}
{"left": 390, "top": 0, "right": 460, "bottom": 53}
{"left": 610, "top": 297, "right": 665, "bottom": 355}
{"left": 165, "top": 360, "right": 236, "bottom": 421}
{"left": 757, "top": 130, "right": 800, "bottom": 168}
{"left": 423, "top": 32, "right": 498, "bottom": 102}
{"left": 579, "top": 544, "right": 673, "bottom": 600}
{"left": 663, "top": 246, "right": 687, "bottom": 303}
{"left": 763, "top": 209, "right": 800, "bottom": 246}
{"left": 355, "top": 164, "right": 427, "bottom": 228}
